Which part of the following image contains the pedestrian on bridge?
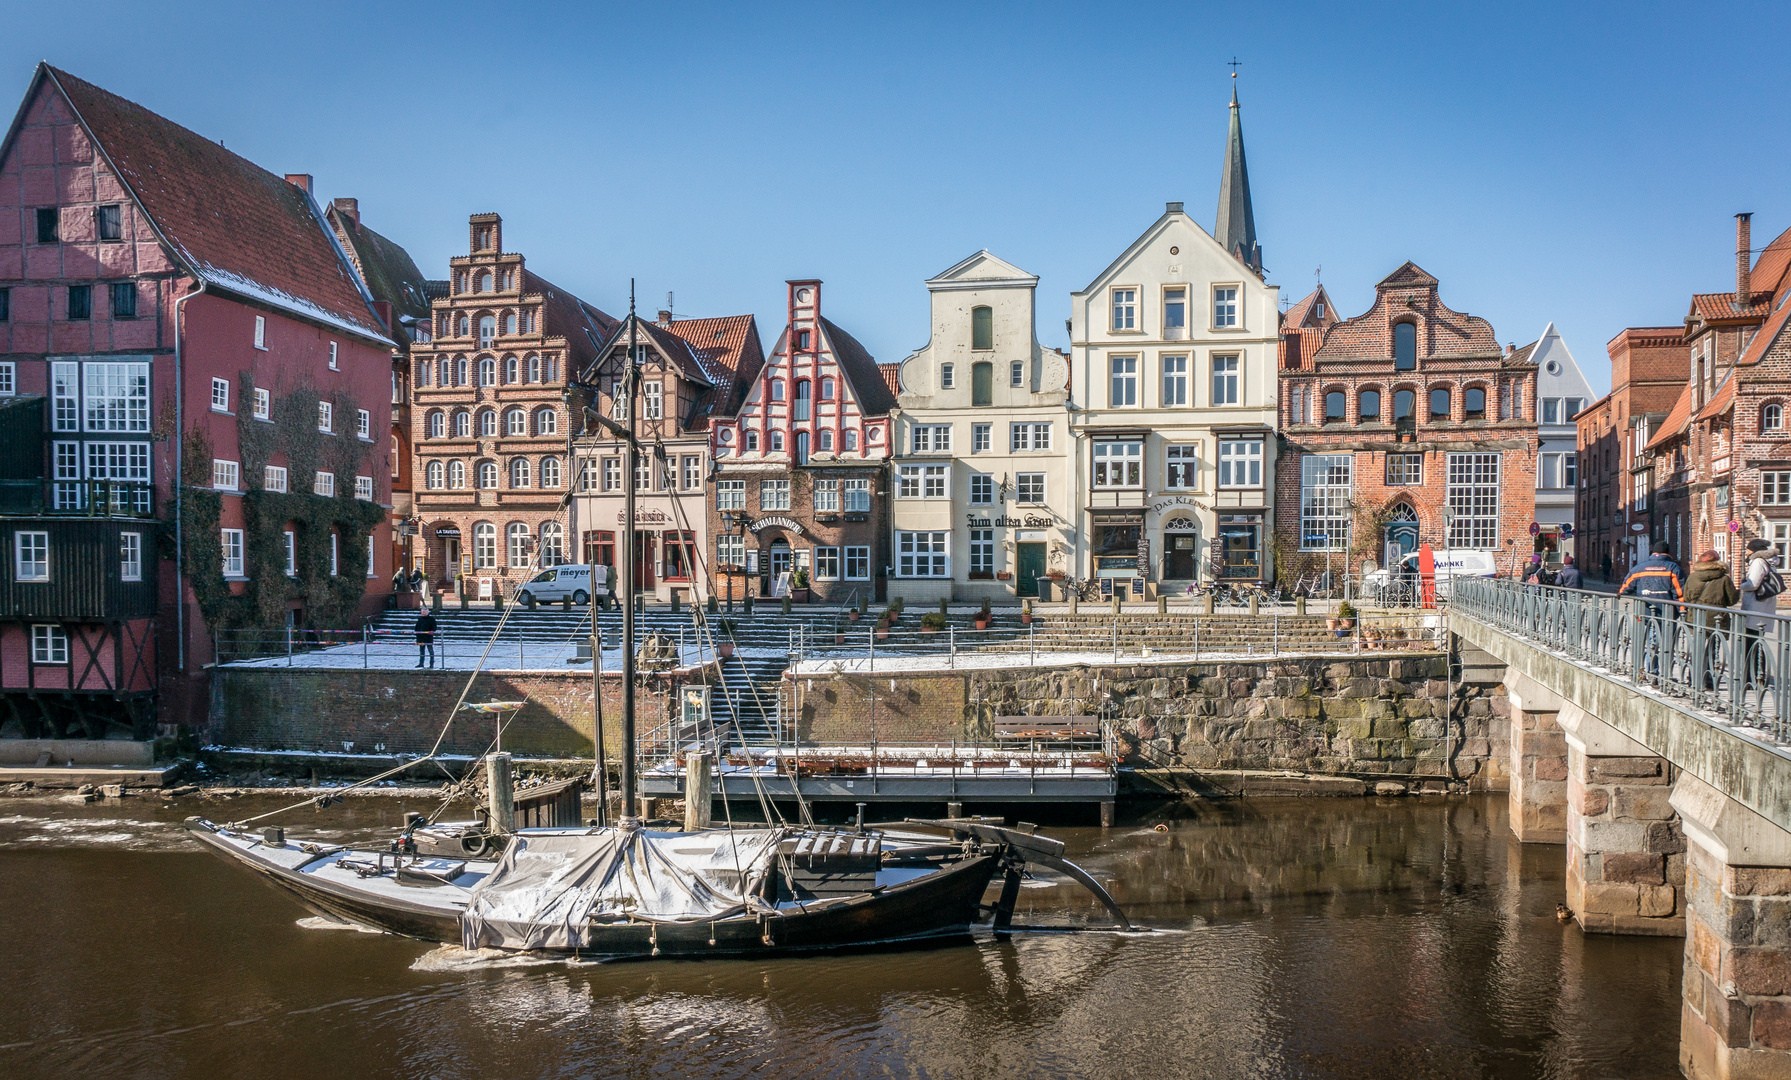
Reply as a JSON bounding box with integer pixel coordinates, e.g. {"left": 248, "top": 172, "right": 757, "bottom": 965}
{"left": 1743, "top": 538, "right": 1785, "bottom": 689}
{"left": 1687, "top": 550, "right": 1739, "bottom": 689}
{"left": 1557, "top": 555, "right": 1582, "bottom": 590}
{"left": 1621, "top": 541, "right": 1685, "bottom": 676}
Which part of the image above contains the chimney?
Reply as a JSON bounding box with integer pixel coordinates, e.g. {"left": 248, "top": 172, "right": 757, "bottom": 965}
{"left": 332, "top": 197, "right": 359, "bottom": 229}
{"left": 656, "top": 309, "right": 672, "bottom": 328}
{"left": 283, "top": 173, "right": 313, "bottom": 195}
{"left": 1736, "top": 212, "right": 1754, "bottom": 310}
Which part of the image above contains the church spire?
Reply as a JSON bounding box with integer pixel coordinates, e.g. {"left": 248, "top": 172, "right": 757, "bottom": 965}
{"left": 1215, "top": 71, "right": 1262, "bottom": 275}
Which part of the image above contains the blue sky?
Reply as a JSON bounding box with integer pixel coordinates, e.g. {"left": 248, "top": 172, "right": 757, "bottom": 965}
{"left": 10, "top": 2, "right": 1791, "bottom": 395}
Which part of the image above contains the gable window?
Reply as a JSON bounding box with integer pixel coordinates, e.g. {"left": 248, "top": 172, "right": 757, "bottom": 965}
{"left": 1011, "top": 360, "right": 1024, "bottom": 388}
{"left": 969, "top": 473, "right": 994, "bottom": 505}
{"left": 971, "top": 361, "right": 993, "bottom": 406}
{"left": 1217, "top": 440, "right": 1262, "bottom": 488}
{"left": 254, "top": 315, "right": 267, "bottom": 350}
{"left": 1212, "top": 286, "right": 1238, "bottom": 328}
{"left": 791, "top": 380, "right": 808, "bottom": 421}
{"left": 770, "top": 431, "right": 784, "bottom": 452}
{"left": 818, "top": 430, "right": 833, "bottom": 451}
{"left": 1325, "top": 391, "right": 1346, "bottom": 421}
{"left": 15, "top": 530, "right": 49, "bottom": 581}
{"left": 1163, "top": 287, "right": 1186, "bottom": 331}
{"left": 1464, "top": 386, "right": 1486, "bottom": 421}
{"left": 972, "top": 423, "right": 991, "bottom": 452}
{"left": 842, "top": 429, "right": 857, "bottom": 451}
{"left": 110, "top": 283, "right": 136, "bottom": 319}
{"left": 1092, "top": 441, "right": 1142, "bottom": 488}
{"left": 67, "top": 284, "right": 90, "bottom": 320}
{"left": 1566, "top": 397, "right": 1585, "bottom": 418}
{"left": 769, "top": 378, "right": 785, "bottom": 402}
{"left": 745, "top": 429, "right": 759, "bottom": 452}
{"left": 528, "top": 355, "right": 542, "bottom": 383}
{"left": 820, "top": 377, "right": 835, "bottom": 401}
{"left": 1165, "top": 444, "right": 1199, "bottom": 489}
{"left": 1394, "top": 389, "right": 1415, "bottom": 422}
{"left": 504, "top": 357, "right": 520, "bottom": 384}
{"left": 1394, "top": 322, "right": 1416, "bottom": 370}
{"left": 940, "top": 363, "right": 954, "bottom": 389}
{"left": 1211, "top": 354, "right": 1239, "bottom": 405}
{"left": 1109, "top": 356, "right": 1137, "bottom": 406}
{"left": 645, "top": 381, "right": 664, "bottom": 420}
{"left": 795, "top": 431, "right": 811, "bottom": 464}
{"left": 795, "top": 329, "right": 811, "bottom": 351}
{"left": 503, "top": 313, "right": 517, "bottom": 335}
{"left": 1111, "top": 289, "right": 1136, "bottom": 331}
{"left": 1162, "top": 356, "right": 1187, "bottom": 406}
{"left": 211, "top": 378, "right": 231, "bottom": 412}
{"left": 1543, "top": 398, "right": 1561, "bottom": 425}
{"left": 1359, "top": 389, "right": 1381, "bottom": 421}
{"left": 35, "top": 207, "right": 58, "bottom": 243}
{"left": 1765, "top": 403, "right": 1784, "bottom": 433}
{"left": 1429, "top": 388, "right": 1451, "bottom": 420}
{"left": 32, "top": 625, "right": 68, "bottom": 665}
{"left": 972, "top": 306, "right": 993, "bottom": 350}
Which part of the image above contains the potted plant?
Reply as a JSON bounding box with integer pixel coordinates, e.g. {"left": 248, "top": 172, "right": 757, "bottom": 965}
{"left": 1020, "top": 600, "right": 1034, "bottom": 626}
{"left": 920, "top": 611, "right": 947, "bottom": 634}
{"left": 848, "top": 604, "right": 862, "bottom": 623}
{"left": 790, "top": 567, "right": 810, "bottom": 602}
{"left": 1338, "top": 600, "right": 1358, "bottom": 630}
{"left": 781, "top": 595, "right": 793, "bottom": 615}
{"left": 715, "top": 618, "right": 737, "bottom": 658}
{"left": 973, "top": 599, "right": 992, "bottom": 631}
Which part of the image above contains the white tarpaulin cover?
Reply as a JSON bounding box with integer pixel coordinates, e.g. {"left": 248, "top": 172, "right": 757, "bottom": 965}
{"left": 460, "top": 827, "right": 785, "bottom": 950}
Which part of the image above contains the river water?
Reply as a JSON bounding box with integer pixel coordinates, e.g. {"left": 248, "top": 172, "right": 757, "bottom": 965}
{"left": 0, "top": 792, "right": 1680, "bottom": 1079}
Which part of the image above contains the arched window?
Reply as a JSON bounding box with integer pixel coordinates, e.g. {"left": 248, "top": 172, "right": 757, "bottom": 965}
{"left": 540, "top": 456, "right": 561, "bottom": 488}
{"left": 456, "top": 316, "right": 469, "bottom": 337}
{"left": 506, "top": 523, "right": 531, "bottom": 567}
{"left": 478, "top": 316, "right": 496, "bottom": 349}
{"left": 426, "top": 461, "right": 444, "bottom": 489}
{"left": 527, "top": 355, "right": 541, "bottom": 383}
{"left": 453, "top": 410, "right": 471, "bottom": 438}
{"left": 1359, "top": 389, "right": 1381, "bottom": 421}
{"left": 1765, "top": 403, "right": 1784, "bottom": 432}
{"left": 771, "top": 430, "right": 785, "bottom": 452}
{"left": 769, "top": 379, "right": 785, "bottom": 402}
{"left": 971, "top": 305, "right": 993, "bottom": 350}
{"left": 746, "top": 429, "right": 759, "bottom": 451}
{"left": 1394, "top": 389, "right": 1416, "bottom": 421}
{"left": 448, "top": 460, "right": 467, "bottom": 488}
{"left": 503, "top": 313, "right": 517, "bottom": 335}
{"left": 843, "top": 429, "right": 857, "bottom": 451}
{"left": 477, "top": 461, "right": 498, "bottom": 489}
{"left": 793, "top": 379, "right": 811, "bottom": 421}
{"left": 1464, "top": 386, "right": 1486, "bottom": 420}
{"left": 478, "top": 409, "right": 497, "bottom": 437}
{"left": 504, "top": 356, "right": 519, "bottom": 383}
{"left": 1429, "top": 388, "right": 1451, "bottom": 420}
{"left": 504, "top": 408, "right": 526, "bottom": 436}
{"left": 820, "top": 377, "right": 835, "bottom": 401}
{"left": 473, "top": 522, "right": 496, "bottom": 569}
{"left": 510, "top": 457, "right": 531, "bottom": 488}
{"left": 477, "top": 272, "right": 492, "bottom": 293}
{"left": 454, "top": 356, "right": 468, "bottom": 385}
{"left": 415, "top": 358, "right": 431, "bottom": 386}
{"left": 795, "top": 431, "right": 810, "bottom": 464}
{"left": 427, "top": 410, "right": 445, "bottom": 438}
{"left": 1325, "top": 390, "right": 1347, "bottom": 421}
{"left": 478, "top": 358, "right": 496, "bottom": 386}
{"left": 1394, "top": 322, "right": 1417, "bottom": 371}
{"left": 539, "top": 523, "right": 564, "bottom": 566}
{"left": 972, "top": 361, "right": 993, "bottom": 406}
{"left": 818, "top": 429, "right": 833, "bottom": 451}
{"left": 535, "top": 408, "right": 557, "bottom": 435}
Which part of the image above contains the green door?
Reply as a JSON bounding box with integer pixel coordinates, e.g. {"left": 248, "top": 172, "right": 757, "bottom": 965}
{"left": 1016, "top": 542, "right": 1046, "bottom": 597}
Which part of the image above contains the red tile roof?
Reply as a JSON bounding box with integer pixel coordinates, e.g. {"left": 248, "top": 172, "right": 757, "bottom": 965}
{"left": 32, "top": 65, "right": 388, "bottom": 342}
{"left": 819, "top": 317, "right": 894, "bottom": 416}
{"left": 1751, "top": 224, "right": 1791, "bottom": 305}
{"left": 1646, "top": 384, "right": 1696, "bottom": 452}
{"left": 666, "top": 314, "right": 765, "bottom": 428}
{"left": 878, "top": 362, "right": 901, "bottom": 397}
{"left": 1690, "top": 291, "right": 1770, "bottom": 323}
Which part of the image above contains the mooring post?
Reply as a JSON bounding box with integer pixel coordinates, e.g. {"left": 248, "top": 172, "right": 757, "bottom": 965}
{"left": 486, "top": 752, "right": 514, "bottom": 834}
{"left": 1099, "top": 801, "right": 1116, "bottom": 828}
{"left": 947, "top": 800, "right": 963, "bottom": 819}
{"left": 683, "top": 751, "right": 712, "bottom": 831}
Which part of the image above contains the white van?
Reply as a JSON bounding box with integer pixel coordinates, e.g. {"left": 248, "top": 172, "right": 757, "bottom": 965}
{"left": 516, "top": 565, "right": 607, "bottom": 607}
{"left": 1365, "top": 550, "right": 1500, "bottom": 593}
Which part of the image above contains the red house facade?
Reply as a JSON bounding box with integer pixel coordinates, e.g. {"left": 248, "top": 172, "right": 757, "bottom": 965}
{"left": 0, "top": 65, "right": 396, "bottom": 733}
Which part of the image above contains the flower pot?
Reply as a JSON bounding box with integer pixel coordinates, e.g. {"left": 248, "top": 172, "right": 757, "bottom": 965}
{"left": 1326, "top": 618, "right": 1341, "bottom": 631}
{"left": 718, "top": 642, "right": 736, "bottom": 658}
{"left": 835, "top": 634, "right": 846, "bottom": 645}
{"left": 974, "top": 619, "right": 990, "bottom": 631}
{"left": 875, "top": 628, "right": 889, "bottom": 641}
{"left": 1020, "top": 613, "right": 1033, "bottom": 626}
{"left": 848, "top": 610, "right": 861, "bottom": 623}
{"left": 921, "top": 627, "right": 938, "bottom": 635}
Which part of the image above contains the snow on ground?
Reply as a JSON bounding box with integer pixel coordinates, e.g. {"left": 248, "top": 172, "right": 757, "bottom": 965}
{"left": 221, "top": 641, "right": 717, "bottom": 672}
{"left": 789, "top": 643, "right": 1434, "bottom": 676}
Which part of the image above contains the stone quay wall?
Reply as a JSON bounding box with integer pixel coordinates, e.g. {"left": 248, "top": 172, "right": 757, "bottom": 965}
{"left": 800, "top": 652, "right": 1509, "bottom": 788}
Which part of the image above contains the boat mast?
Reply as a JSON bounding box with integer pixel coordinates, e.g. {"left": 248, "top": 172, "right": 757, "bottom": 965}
{"left": 620, "top": 281, "right": 640, "bottom": 825}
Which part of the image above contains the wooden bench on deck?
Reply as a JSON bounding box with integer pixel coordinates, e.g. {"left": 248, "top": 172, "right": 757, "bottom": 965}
{"left": 993, "top": 715, "right": 1104, "bottom": 749}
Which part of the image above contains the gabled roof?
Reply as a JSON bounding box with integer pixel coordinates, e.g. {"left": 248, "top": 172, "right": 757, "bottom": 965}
{"left": 818, "top": 317, "right": 894, "bottom": 416}
{"left": 1508, "top": 340, "right": 1538, "bottom": 365}
{"left": 1376, "top": 261, "right": 1440, "bottom": 289}
{"left": 1280, "top": 286, "right": 1337, "bottom": 330}
{"left": 1310, "top": 263, "right": 1499, "bottom": 362}
{"left": 1646, "top": 384, "right": 1696, "bottom": 451}
{"left": 878, "top": 362, "right": 901, "bottom": 398}
{"left": 523, "top": 268, "right": 616, "bottom": 368}
{"left": 326, "top": 201, "right": 432, "bottom": 332}
{"left": 924, "top": 249, "right": 1038, "bottom": 290}
{"left": 1072, "top": 204, "right": 1235, "bottom": 296}
{"left": 9, "top": 65, "right": 390, "bottom": 343}
{"left": 1690, "top": 291, "right": 1770, "bottom": 323}
{"left": 665, "top": 315, "right": 763, "bottom": 406}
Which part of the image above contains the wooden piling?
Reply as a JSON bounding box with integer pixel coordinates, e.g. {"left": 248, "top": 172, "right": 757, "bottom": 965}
{"left": 684, "top": 752, "right": 712, "bottom": 831}
{"left": 486, "top": 752, "right": 514, "bottom": 833}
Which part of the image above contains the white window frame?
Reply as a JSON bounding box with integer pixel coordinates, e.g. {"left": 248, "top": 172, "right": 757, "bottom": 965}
{"left": 31, "top": 624, "right": 68, "bottom": 665}
{"left": 314, "top": 471, "right": 335, "bottom": 497}
{"left": 357, "top": 409, "right": 371, "bottom": 440}
{"left": 897, "top": 531, "right": 949, "bottom": 577}
{"left": 716, "top": 479, "right": 746, "bottom": 511}
{"left": 1091, "top": 441, "right": 1142, "bottom": 489}
{"left": 845, "top": 545, "right": 870, "bottom": 580}
{"left": 813, "top": 478, "right": 840, "bottom": 512}
{"left": 328, "top": 341, "right": 339, "bottom": 370}
{"left": 1010, "top": 360, "right": 1025, "bottom": 387}
{"left": 898, "top": 464, "right": 949, "bottom": 499}
{"left": 1212, "top": 354, "right": 1240, "bottom": 405}
{"left": 1111, "top": 288, "right": 1137, "bottom": 331}
{"left": 264, "top": 465, "right": 288, "bottom": 493}
{"left": 843, "top": 479, "right": 870, "bottom": 513}
{"left": 717, "top": 534, "right": 746, "bottom": 570}
{"left": 15, "top": 530, "right": 49, "bottom": 581}
{"left": 355, "top": 475, "right": 374, "bottom": 501}
{"left": 972, "top": 423, "right": 992, "bottom": 453}
{"left": 1109, "top": 356, "right": 1137, "bottom": 407}
{"left": 221, "top": 528, "right": 245, "bottom": 578}
{"left": 329, "top": 532, "right": 339, "bottom": 577}
{"left": 813, "top": 546, "right": 840, "bottom": 580}
{"left": 1446, "top": 452, "right": 1502, "bottom": 549}
{"left": 1217, "top": 439, "right": 1262, "bottom": 488}
{"left": 119, "top": 531, "right": 142, "bottom": 582}
{"left": 253, "top": 315, "right": 266, "bottom": 350}
{"left": 1761, "top": 471, "right": 1791, "bottom": 506}
{"left": 541, "top": 457, "right": 562, "bottom": 489}
{"left": 1212, "top": 286, "right": 1239, "bottom": 329}
{"left": 1014, "top": 472, "right": 1045, "bottom": 505}
{"left": 318, "top": 400, "right": 333, "bottom": 433}
{"left": 644, "top": 381, "right": 663, "bottom": 420}
{"left": 1299, "top": 454, "right": 1352, "bottom": 552}
{"left": 82, "top": 361, "right": 151, "bottom": 432}
{"left": 969, "top": 528, "right": 995, "bottom": 576}
{"left": 1162, "top": 356, "right": 1187, "bottom": 406}
{"left": 760, "top": 479, "right": 791, "bottom": 512}
{"left": 1163, "top": 286, "right": 1187, "bottom": 330}
{"left": 940, "top": 363, "right": 955, "bottom": 389}
{"left": 212, "top": 458, "right": 239, "bottom": 491}
{"left": 681, "top": 455, "right": 701, "bottom": 491}
{"left": 284, "top": 529, "right": 297, "bottom": 576}
{"left": 211, "top": 377, "right": 231, "bottom": 412}
{"left": 911, "top": 424, "right": 952, "bottom": 453}
{"left": 1010, "top": 423, "right": 1051, "bottom": 452}
{"left": 253, "top": 387, "right": 270, "bottom": 421}
{"left": 1165, "top": 444, "right": 1199, "bottom": 490}
{"left": 0, "top": 361, "right": 14, "bottom": 396}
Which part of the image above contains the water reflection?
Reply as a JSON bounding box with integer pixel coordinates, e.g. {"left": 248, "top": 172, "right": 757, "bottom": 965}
{"left": 0, "top": 793, "right": 1680, "bottom": 1078}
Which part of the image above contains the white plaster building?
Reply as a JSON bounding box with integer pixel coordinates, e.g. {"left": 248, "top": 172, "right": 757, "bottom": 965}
{"left": 1523, "top": 322, "right": 1593, "bottom": 565}
{"left": 890, "top": 252, "right": 1072, "bottom": 603}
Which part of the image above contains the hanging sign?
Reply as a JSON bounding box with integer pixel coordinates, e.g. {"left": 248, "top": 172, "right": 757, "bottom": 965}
{"left": 750, "top": 516, "right": 804, "bottom": 535}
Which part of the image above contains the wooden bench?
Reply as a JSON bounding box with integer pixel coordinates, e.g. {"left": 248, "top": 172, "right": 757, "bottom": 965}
{"left": 994, "top": 716, "right": 1103, "bottom": 744}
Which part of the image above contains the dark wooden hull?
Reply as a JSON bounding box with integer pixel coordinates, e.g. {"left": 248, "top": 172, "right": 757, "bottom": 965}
{"left": 186, "top": 822, "right": 1000, "bottom": 957}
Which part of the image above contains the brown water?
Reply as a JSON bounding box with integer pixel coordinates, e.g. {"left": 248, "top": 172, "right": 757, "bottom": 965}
{"left": 0, "top": 793, "right": 1680, "bottom": 1079}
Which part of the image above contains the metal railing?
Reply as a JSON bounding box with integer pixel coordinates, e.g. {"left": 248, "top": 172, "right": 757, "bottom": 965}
{"left": 1452, "top": 577, "right": 1791, "bottom": 740}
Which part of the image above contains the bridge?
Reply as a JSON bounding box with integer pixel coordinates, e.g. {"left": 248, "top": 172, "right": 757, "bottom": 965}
{"left": 1451, "top": 578, "right": 1791, "bottom": 1080}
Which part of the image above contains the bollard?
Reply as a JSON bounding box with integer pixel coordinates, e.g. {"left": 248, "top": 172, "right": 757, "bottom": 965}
{"left": 1068, "top": 593, "right": 1078, "bottom": 615}
{"left": 744, "top": 593, "right": 755, "bottom": 616}
{"left": 1203, "top": 595, "right": 1215, "bottom": 615}
{"left": 1296, "top": 595, "right": 1307, "bottom": 616}
{"left": 670, "top": 591, "right": 681, "bottom": 614}
{"left": 562, "top": 593, "right": 572, "bottom": 611}
{"left": 683, "top": 752, "right": 712, "bottom": 831}
{"left": 947, "top": 801, "right": 964, "bottom": 819}
{"left": 1111, "top": 594, "right": 1121, "bottom": 616}
{"left": 486, "top": 752, "right": 514, "bottom": 834}
{"left": 1157, "top": 594, "right": 1167, "bottom": 615}
{"left": 431, "top": 591, "right": 442, "bottom": 615}
{"left": 1249, "top": 593, "right": 1259, "bottom": 617}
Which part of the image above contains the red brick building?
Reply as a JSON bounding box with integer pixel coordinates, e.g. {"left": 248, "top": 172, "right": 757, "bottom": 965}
{"left": 1574, "top": 326, "right": 1685, "bottom": 581}
{"left": 0, "top": 65, "right": 397, "bottom": 732}
{"left": 708, "top": 281, "right": 894, "bottom": 603}
{"left": 408, "top": 214, "right": 614, "bottom": 594}
{"left": 1275, "top": 263, "right": 1538, "bottom": 578}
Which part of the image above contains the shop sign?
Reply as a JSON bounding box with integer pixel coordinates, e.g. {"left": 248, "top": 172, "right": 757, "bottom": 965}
{"left": 617, "top": 508, "right": 670, "bottom": 524}
{"left": 1149, "top": 495, "right": 1207, "bottom": 514}
{"left": 965, "top": 513, "right": 1055, "bottom": 529}
{"left": 433, "top": 527, "right": 461, "bottom": 538}
{"left": 1016, "top": 530, "right": 1047, "bottom": 542}
{"left": 750, "top": 516, "right": 804, "bottom": 535}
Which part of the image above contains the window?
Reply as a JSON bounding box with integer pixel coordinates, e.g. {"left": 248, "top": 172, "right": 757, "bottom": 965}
{"left": 212, "top": 459, "right": 239, "bottom": 491}
{"left": 1212, "top": 286, "right": 1238, "bottom": 328}
{"left": 357, "top": 409, "right": 371, "bottom": 439}
{"left": 845, "top": 545, "right": 870, "bottom": 579}
{"left": 449, "top": 460, "right": 466, "bottom": 488}
{"left": 67, "top": 284, "right": 90, "bottom": 320}
{"left": 1566, "top": 397, "right": 1586, "bottom": 418}
{"left": 1164, "top": 287, "right": 1186, "bottom": 330}
{"left": 911, "top": 424, "right": 952, "bottom": 453}
{"left": 211, "top": 378, "right": 231, "bottom": 412}
{"left": 1011, "top": 361, "right": 1025, "bottom": 388}
{"left": 1394, "top": 322, "right": 1416, "bottom": 370}
{"left": 1464, "top": 387, "right": 1486, "bottom": 420}
{"left": 1447, "top": 453, "right": 1501, "bottom": 549}
{"left": 454, "top": 357, "right": 468, "bottom": 385}
{"left": 329, "top": 532, "right": 341, "bottom": 577}
{"left": 52, "top": 363, "right": 77, "bottom": 430}
{"left": 452, "top": 411, "right": 470, "bottom": 438}
{"left": 769, "top": 378, "right": 785, "bottom": 402}
{"left": 1112, "top": 288, "right": 1136, "bottom": 331}
{"left": 254, "top": 315, "right": 266, "bottom": 350}
{"left": 1165, "top": 444, "right": 1199, "bottom": 489}
{"left": 1325, "top": 391, "right": 1346, "bottom": 421}
{"left": 510, "top": 458, "right": 531, "bottom": 488}
{"left": 898, "top": 464, "right": 948, "bottom": 498}
{"left": 31, "top": 625, "right": 67, "bottom": 665}
{"left": 15, "top": 531, "right": 49, "bottom": 581}
{"left": 969, "top": 528, "right": 995, "bottom": 576}
{"left": 0, "top": 290, "right": 8, "bottom": 324}
{"left": 504, "top": 408, "right": 526, "bottom": 436}
{"left": 761, "top": 479, "right": 790, "bottom": 511}
{"left": 36, "top": 207, "right": 58, "bottom": 243}
{"left": 1394, "top": 389, "right": 1415, "bottom": 421}
{"left": 791, "top": 379, "right": 811, "bottom": 423}
{"left": 972, "top": 361, "right": 993, "bottom": 406}
{"left": 818, "top": 429, "right": 833, "bottom": 452}
{"left": 602, "top": 458, "right": 621, "bottom": 493}
{"left": 843, "top": 478, "right": 870, "bottom": 512}
{"left": 355, "top": 475, "right": 374, "bottom": 500}
{"left": 221, "top": 529, "right": 245, "bottom": 577}
{"left": 842, "top": 429, "right": 857, "bottom": 451}
{"left": 479, "top": 358, "right": 496, "bottom": 386}
{"left": 313, "top": 471, "right": 335, "bottom": 496}
{"left": 318, "top": 401, "right": 333, "bottom": 433}
{"left": 940, "top": 363, "right": 954, "bottom": 389}
{"left": 479, "top": 317, "right": 496, "bottom": 349}
{"left": 971, "top": 306, "right": 993, "bottom": 350}
{"left": 1299, "top": 455, "right": 1352, "bottom": 551}
{"left": 1217, "top": 440, "right": 1262, "bottom": 488}
{"left": 328, "top": 341, "right": 339, "bottom": 371}
{"left": 898, "top": 531, "right": 948, "bottom": 577}
{"left": 507, "top": 523, "right": 531, "bottom": 568}
{"left": 1766, "top": 404, "right": 1785, "bottom": 432}
{"left": 716, "top": 534, "right": 746, "bottom": 570}
{"left": 540, "top": 523, "right": 565, "bottom": 567}
{"left": 110, "top": 282, "right": 136, "bottom": 319}
{"left": 969, "top": 473, "right": 994, "bottom": 504}
{"left": 813, "top": 546, "right": 840, "bottom": 579}
{"left": 1762, "top": 472, "right": 1791, "bottom": 505}
{"left": 716, "top": 479, "right": 746, "bottom": 510}
{"left": 1015, "top": 472, "right": 1045, "bottom": 504}
{"left": 634, "top": 456, "right": 653, "bottom": 492}
{"left": 254, "top": 388, "right": 270, "bottom": 421}
{"left": 1162, "top": 356, "right": 1187, "bottom": 406}
{"left": 478, "top": 461, "right": 499, "bottom": 489}
{"left": 1358, "top": 389, "right": 1381, "bottom": 421}
{"left": 814, "top": 478, "right": 840, "bottom": 512}
{"left": 119, "top": 532, "right": 141, "bottom": 582}
{"left": 503, "top": 356, "right": 519, "bottom": 384}
{"left": 1429, "top": 389, "right": 1450, "bottom": 420}
{"left": 82, "top": 362, "right": 151, "bottom": 431}
{"left": 264, "top": 465, "right": 288, "bottom": 492}
{"left": 1110, "top": 356, "right": 1137, "bottom": 406}
{"left": 770, "top": 431, "right": 784, "bottom": 453}
{"left": 1543, "top": 398, "right": 1561, "bottom": 425}
{"left": 528, "top": 355, "right": 542, "bottom": 383}
{"left": 425, "top": 461, "right": 443, "bottom": 489}
{"left": 972, "top": 423, "right": 991, "bottom": 452}
{"left": 1211, "top": 354, "right": 1240, "bottom": 405}
{"left": 1386, "top": 453, "right": 1423, "bottom": 486}
{"left": 477, "top": 410, "right": 496, "bottom": 438}
{"left": 473, "top": 523, "right": 497, "bottom": 569}
{"left": 276, "top": 529, "right": 294, "bottom": 576}
{"left": 541, "top": 457, "right": 561, "bottom": 489}
{"left": 1565, "top": 453, "right": 1577, "bottom": 488}
{"left": 645, "top": 381, "right": 664, "bottom": 420}
{"left": 503, "top": 313, "right": 517, "bottom": 336}
{"left": 1092, "top": 441, "right": 1142, "bottom": 487}
{"left": 744, "top": 429, "right": 759, "bottom": 452}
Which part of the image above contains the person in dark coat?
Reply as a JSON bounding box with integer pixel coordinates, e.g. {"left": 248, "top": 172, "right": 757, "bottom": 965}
{"left": 1521, "top": 554, "right": 1544, "bottom": 585}
{"left": 1621, "top": 541, "right": 1685, "bottom": 675}
{"left": 1601, "top": 551, "right": 1613, "bottom": 582}
{"left": 414, "top": 611, "right": 438, "bottom": 669}
{"left": 1686, "top": 549, "right": 1739, "bottom": 688}
{"left": 1556, "top": 555, "right": 1582, "bottom": 590}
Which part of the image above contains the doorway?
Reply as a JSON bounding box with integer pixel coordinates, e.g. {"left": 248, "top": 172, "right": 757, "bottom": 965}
{"left": 632, "top": 532, "right": 656, "bottom": 591}
{"left": 767, "top": 539, "right": 792, "bottom": 595}
{"left": 1162, "top": 517, "right": 1198, "bottom": 579}
{"left": 1383, "top": 504, "right": 1420, "bottom": 569}
{"left": 440, "top": 537, "right": 460, "bottom": 588}
{"left": 1016, "top": 542, "right": 1046, "bottom": 597}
